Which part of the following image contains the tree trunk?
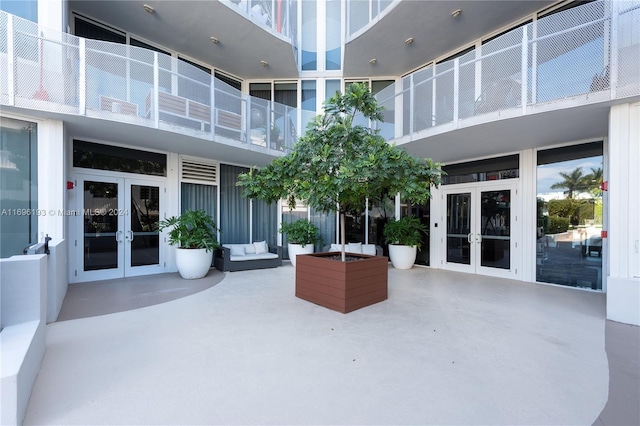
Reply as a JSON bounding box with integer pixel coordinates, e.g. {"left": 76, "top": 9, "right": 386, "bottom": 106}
{"left": 340, "top": 212, "right": 346, "bottom": 262}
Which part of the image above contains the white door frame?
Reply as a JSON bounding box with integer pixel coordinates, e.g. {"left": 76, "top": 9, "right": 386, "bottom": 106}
{"left": 69, "top": 172, "right": 166, "bottom": 283}
{"left": 439, "top": 181, "right": 518, "bottom": 279}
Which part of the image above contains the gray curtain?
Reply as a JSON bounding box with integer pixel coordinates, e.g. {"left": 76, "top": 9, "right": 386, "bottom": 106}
{"left": 219, "top": 164, "right": 249, "bottom": 244}
{"left": 181, "top": 183, "right": 217, "bottom": 219}
{"left": 252, "top": 200, "right": 278, "bottom": 246}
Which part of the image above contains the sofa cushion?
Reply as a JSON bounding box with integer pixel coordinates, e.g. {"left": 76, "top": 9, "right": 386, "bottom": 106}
{"left": 230, "top": 252, "right": 279, "bottom": 262}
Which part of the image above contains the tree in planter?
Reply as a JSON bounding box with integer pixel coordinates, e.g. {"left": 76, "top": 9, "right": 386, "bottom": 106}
{"left": 238, "top": 83, "right": 443, "bottom": 261}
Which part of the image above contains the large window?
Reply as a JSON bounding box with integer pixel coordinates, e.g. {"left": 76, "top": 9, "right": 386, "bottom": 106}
{"left": 0, "top": 117, "right": 38, "bottom": 258}
{"left": 536, "top": 142, "right": 603, "bottom": 290}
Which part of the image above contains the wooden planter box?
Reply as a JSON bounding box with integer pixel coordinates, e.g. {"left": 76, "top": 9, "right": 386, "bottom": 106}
{"left": 295, "top": 252, "right": 388, "bottom": 313}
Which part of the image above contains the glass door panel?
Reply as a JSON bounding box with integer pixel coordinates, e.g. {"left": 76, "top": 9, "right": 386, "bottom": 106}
{"left": 479, "top": 190, "right": 511, "bottom": 270}
{"left": 446, "top": 193, "right": 472, "bottom": 265}
{"left": 83, "top": 181, "right": 120, "bottom": 271}
{"left": 129, "top": 184, "right": 160, "bottom": 267}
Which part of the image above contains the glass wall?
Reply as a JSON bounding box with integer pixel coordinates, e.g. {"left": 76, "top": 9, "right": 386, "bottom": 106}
{"left": 401, "top": 201, "right": 430, "bottom": 265}
{"left": 301, "top": 0, "right": 317, "bottom": 70}
{"left": 536, "top": 142, "right": 604, "bottom": 290}
{"left": 0, "top": 117, "right": 38, "bottom": 258}
{"left": 325, "top": 0, "right": 341, "bottom": 70}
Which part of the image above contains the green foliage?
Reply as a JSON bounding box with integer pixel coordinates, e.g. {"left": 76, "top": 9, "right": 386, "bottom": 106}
{"left": 383, "top": 216, "right": 428, "bottom": 249}
{"left": 279, "top": 219, "right": 323, "bottom": 248}
{"left": 237, "top": 83, "right": 443, "bottom": 257}
{"left": 546, "top": 216, "right": 570, "bottom": 234}
{"left": 159, "top": 210, "right": 220, "bottom": 252}
{"left": 548, "top": 198, "right": 577, "bottom": 218}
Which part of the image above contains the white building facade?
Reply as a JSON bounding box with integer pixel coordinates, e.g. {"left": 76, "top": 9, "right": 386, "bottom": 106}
{"left": 1, "top": 0, "right": 639, "bottom": 321}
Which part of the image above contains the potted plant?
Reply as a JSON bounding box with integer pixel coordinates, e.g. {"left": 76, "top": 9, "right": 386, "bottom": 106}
{"left": 280, "top": 219, "right": 323, "bottom": 267}
{"left": 238, "top": 83, "right": 443, "bottom": 312}
{"left": 383, "top": 215, "right": 427, "bottom": 269}
{"left": 159, "top": 209, "right": 220, "bottom": 279}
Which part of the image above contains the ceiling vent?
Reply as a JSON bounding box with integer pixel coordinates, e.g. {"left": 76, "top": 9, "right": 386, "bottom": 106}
{"left": 181, "top": 158, "right": 218, "bottom": 185}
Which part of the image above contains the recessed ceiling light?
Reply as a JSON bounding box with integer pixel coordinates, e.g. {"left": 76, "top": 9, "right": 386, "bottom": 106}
{"left": 369, "top": 58, "right": 377, "bottom": 64}
{"left": 451, "top": 9, "right": 462, "bottom": 18}
{"left": 143, "top": 4, "right": 155, "bottom": 13}
{"left": 260, "top": 60, "right": 268, "bottom": 67}
{"left": 210, "top": 36, "right": 220, "bottom": 44}
{"left": 405, "top": 37, "right": 414, "bottom": 45}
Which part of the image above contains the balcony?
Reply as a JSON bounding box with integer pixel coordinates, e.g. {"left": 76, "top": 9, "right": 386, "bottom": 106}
{"left": 373, "top": 0, "right": 640, "bottom": 161}
{"left": 0, "top": 10, "right": 299, "bottom": 160}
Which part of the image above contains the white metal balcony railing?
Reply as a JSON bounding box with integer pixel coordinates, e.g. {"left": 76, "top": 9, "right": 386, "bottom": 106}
{"left": 374, "top": 0, "right": 640, "bottom": 141}
{"left": 0, "top": 10, "right": 298, "bottom": 153}
{"left": 0, "top": 1, "right": 639, "bottom": 153}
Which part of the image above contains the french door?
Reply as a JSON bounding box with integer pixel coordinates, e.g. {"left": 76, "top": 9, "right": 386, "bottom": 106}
{"left": 442, "top": 183, "right": 516, "bottom": 278}
{"left": 72, "top": 174, "right": 165, "bottom": 282}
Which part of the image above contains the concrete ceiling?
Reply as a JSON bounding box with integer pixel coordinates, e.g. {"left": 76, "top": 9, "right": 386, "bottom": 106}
{"left": 69, "top": 0, "right": 299, "bottom": 80}
{"left": 344, "top": 1, "right": 554, "bottom": 77}
{"left": 69, "top": 1, "right": 555, "bottom": 81}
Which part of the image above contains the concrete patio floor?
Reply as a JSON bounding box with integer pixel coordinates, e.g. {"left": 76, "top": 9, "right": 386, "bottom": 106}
{"left": 24, "top": 265, "right": 638, "bottom": 425}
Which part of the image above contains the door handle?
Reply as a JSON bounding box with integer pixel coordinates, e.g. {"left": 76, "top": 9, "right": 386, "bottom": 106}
{"left": 476, "top": 233, "right": 482, "bottom": 243}
{"left": 115, "top": 230, "right": 123, "bottom": 243}
{"left": 127, "top": 230, "right": 134, "bottom": 242}
{"left": 467, "top": 233, "right": 473, "bottom": 243}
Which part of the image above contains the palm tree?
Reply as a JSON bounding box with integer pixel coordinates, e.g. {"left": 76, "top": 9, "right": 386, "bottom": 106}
{"left": 550, "top": 167, "right": 590, "bottom": 198}
{"left": 584, "top": 167, "right": 603, "bottom": 188}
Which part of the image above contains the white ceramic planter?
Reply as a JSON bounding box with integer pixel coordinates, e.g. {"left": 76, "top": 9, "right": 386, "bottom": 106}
{"left": 175, "top": 248, "right": 213, "bottom": 279}
{"left": 388, "top": 244, "right": 417, "bottom": 269}
{"left": 288, "top": 243, "right": 314, "bottom": 267}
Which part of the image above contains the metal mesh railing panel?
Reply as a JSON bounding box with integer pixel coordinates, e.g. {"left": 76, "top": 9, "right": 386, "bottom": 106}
{"left": 410, "top": 66, "right": 435, "bottom": 133}
{"left": 0, "top": 13, "right": 8, "bottom": 96}
{"left": 12, "top": 17, "right": 39, "bottom": 104}
{"left": 476, "top": 27, "right": 524, "bottom": 115}
{"left": 85, "top": 39, "right": 132, "bottom": 113}
{"left": 457, "top": 49, "right": 477, "bottom": 119}
{"left": 535, "top": 1, "right": 608, "bottom": 102}
{"left": 433, "top": 61, "right": 455, "bottom": 126}
{"left": 376, "top": 83, "right": 397, "bottom": 140}
{"left": 617, "top": 2, "right": 640, "bottom": 92}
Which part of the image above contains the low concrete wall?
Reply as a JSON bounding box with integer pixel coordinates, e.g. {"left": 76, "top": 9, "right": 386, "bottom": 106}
{"left": 607, "top": 277, "right": 640, "bottom": 326}
{"left": 0, "top": 254, "right": 48, "bottom": 426}
{"left": 46, "top": 240, "right": 68, "bottom": 323}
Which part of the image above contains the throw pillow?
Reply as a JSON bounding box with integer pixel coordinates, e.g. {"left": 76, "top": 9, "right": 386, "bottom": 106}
{"left": 253, "top": 241, "right": 269, "bottom": 254}
{"left": 362, "top": 244, "right": 377, "bottom": 256}
{"left": 230, "top": 245, "right": 245, "bottom": 256}
{"left": 330, "top": 243, "right": 341, "bottom": 252}
{"left": 347, "top": 242, "right": 362, "bottom": 254}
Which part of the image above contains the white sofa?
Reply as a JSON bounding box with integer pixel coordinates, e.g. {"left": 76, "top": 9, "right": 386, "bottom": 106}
{"left": 214, "top": 241, "right": 282, "bottom": 272}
